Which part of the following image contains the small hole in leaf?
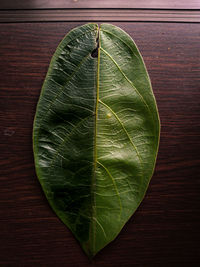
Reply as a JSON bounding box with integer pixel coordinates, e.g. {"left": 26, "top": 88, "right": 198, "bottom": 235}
{"left": 91, "top": 34, "right": 99, "bottom": 58}
{"left": 91, "top": 47, "right": 98, "bottom": 58}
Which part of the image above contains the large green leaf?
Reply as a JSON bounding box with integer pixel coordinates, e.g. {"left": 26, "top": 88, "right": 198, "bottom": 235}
{"left": 33, "top": 23, "right": 160, "bottom": 257}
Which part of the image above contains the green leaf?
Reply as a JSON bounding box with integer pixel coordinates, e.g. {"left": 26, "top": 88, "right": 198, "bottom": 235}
{"left": 33, "top": 23, "right": 160, "bottom": 257}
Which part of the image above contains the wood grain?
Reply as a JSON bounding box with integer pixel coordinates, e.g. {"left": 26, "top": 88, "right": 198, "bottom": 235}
{"left": 1, "top": 9, "right": 200, "bottom": 23}
{"left": 0, "top": 0, "right": 200, "bottom": 9}
{"left": 0, "top": 22, "right": 200, "bottom": 266}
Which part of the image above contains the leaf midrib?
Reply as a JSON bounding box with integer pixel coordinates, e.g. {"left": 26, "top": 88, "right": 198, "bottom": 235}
{"left": 90, "top": 24, "right": 99, "bottom": 255}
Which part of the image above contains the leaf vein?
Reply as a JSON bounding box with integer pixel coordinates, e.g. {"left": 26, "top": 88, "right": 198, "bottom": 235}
{"left": 36, "top": 52, "right": 92, "bottom": 132}
{"left": 47, "top": 115, "right": 93, "bottom": 168}
{"left": 99, "top": 99, "right": 143, "bottom": 171}
{"left": 101, "top": 28, "right": 140, "bottom": 60}
{"left": 100, "top": 47, "right": 151, "bottom": 115}
{"left": 97, "top": 160, "right": 122, "bottom": 218}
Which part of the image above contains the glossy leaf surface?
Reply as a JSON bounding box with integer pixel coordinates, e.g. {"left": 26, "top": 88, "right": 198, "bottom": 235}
{"left": 33, "top": 23, "right": 160, "bottom": 257}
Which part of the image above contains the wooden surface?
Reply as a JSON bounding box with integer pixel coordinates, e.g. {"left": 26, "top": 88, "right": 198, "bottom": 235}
{"left": 0, "top": 19, "right": 200, "bottom": 267}
{"left": 1, "top": 9, "right": 200, "bottom": 23}
{"left": 0, "top": 0, "right": 200, "bottom": 9}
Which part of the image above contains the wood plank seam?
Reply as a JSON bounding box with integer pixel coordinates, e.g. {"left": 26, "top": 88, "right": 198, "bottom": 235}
{"left": 0, "top": 9, "right": 200, "bottom": 23}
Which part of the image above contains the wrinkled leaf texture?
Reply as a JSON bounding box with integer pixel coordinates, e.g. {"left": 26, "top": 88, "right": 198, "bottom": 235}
{"left": 33, "top": 23, "right": 160, "bottom": 257}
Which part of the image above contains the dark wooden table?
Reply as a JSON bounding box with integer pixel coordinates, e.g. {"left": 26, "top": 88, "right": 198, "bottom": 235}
{"left": 0, "top": 1, "right": 200, "bottom": 266}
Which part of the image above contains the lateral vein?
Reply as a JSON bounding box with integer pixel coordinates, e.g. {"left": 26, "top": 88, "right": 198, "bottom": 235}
{"left": 97, "top": 160, "right": 122, "bottom": 218}
{"left": 98, "top": 99, "right": 143, "bottom": 169}
{"left": 100, "top": 47, "right": 151, "bottom": 115}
